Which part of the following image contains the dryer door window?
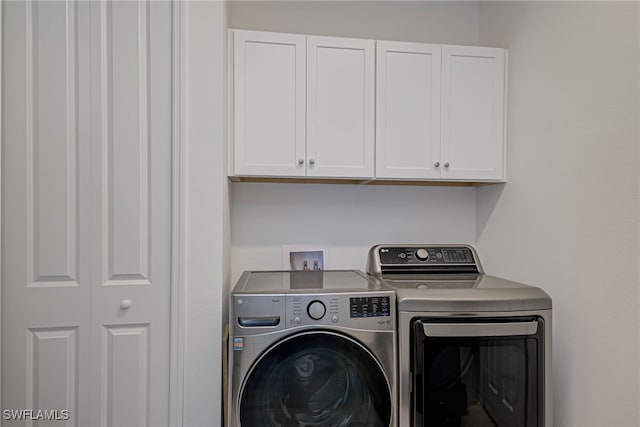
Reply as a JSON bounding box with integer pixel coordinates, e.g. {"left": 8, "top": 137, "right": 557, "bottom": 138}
{"left": 411, "top": 317, "right": 544, "bottom": 427}
{"left": 239, "top": 331, "right": 391, "bottom": 426}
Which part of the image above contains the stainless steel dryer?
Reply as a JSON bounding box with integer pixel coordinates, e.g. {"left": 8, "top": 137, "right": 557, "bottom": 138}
{"left": 228, "top": 270, "right": 397, "bottom": 427}
{"left": 367, "top": 245, "right": 552, "bottom": 427}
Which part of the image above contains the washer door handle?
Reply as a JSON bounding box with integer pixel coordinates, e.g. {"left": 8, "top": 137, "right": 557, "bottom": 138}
{"left": 422, "top": 321, "right": 538, "bottom": 337}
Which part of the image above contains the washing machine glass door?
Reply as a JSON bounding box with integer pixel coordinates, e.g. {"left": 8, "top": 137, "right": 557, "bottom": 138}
{"left": 239, "top": 331, "right": 391, "bottom": 427}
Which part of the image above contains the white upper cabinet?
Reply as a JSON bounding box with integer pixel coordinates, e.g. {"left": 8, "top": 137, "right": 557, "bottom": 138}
{"left": 376, "top": 41, "right": 442, "bottom": 179}
{"left": 441, "top": 45, "right": 506, "bottom": 181}
{"left": 233, "top": 30, "right": 306, "bottom": 176}
{"left": 231, "top": 30, "right": 507, "bottom": 183}
{"left": 376, "top": 42, "right": 506, "bottom": 181}
{"left": 307, "top": 36, "right": 375, "bottom": 178}
{"left": 232, "top": 30, "right": 374, "bottom": 179}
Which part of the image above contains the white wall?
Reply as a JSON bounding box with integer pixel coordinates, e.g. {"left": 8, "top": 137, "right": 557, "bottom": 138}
{"left": 228, "top": 0, "right": 480, "bottom": 45}
{"left": 182, "top": 1, "right": 227, "bottom": 426}
{"left": 231, "top": 183, "right": 476, "bottom": 282}
{"left": 227, "top": 0, "right": 483, "bottom": 282}
{"left": 477, "top": 2, "right": 640, "bottom": 426}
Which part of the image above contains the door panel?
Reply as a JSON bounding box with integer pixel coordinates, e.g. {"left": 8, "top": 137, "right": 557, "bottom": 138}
{"left": 2, "top": 2, "right": 91, "bottom": 425}
{"left": 26, "top": 327, "right": 78, "bottom": 424}
{"left": 101, "top": 325, "right": 150, "bottom": 427}
{"left": 30, "top": 0, "right": 79, "bottom": 287}
{"left": 103, "top": 0, "right": 152, "bottom": 284}
{"left": 376, "top": 41, "right": 441, "bottom": 179}
{"left": 307, "top": 36, "right": 375, "bottom": 178}
{"left": 233, "top": 30, "right": 306, "bottom": 176}
{"left": 90, "top": 1, "right": 171, "bottom": 426}
{"left": 2, "top": 2, "right": 172, "bottom": 426}
{"left": 441, "top": 45, "right": 505, "bottom": 180}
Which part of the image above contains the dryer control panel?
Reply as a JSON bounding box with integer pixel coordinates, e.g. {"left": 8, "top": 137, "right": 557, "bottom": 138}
{"left": 367, "top": 244, "right": 482, "bottom": 275}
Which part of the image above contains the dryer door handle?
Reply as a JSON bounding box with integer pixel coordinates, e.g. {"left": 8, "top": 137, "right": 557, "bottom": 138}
{"left": 238, "top": 316, "right": 281, "bottom": 327}
{"left": 422, "top": 321, "right": 538, "bottom": 337}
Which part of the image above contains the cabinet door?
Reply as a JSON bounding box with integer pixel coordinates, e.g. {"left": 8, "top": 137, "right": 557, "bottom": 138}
{"left": 441, "top": 45, "right": 506, "bottom": 181}
{"left": 376, "top": 41, "right": 441, "bottom": 179}
{"left": 233, "top": 30, "right": 306, "bottom": 176}
{"left": 307, "top": 36, "right": 375, "bottom": 178}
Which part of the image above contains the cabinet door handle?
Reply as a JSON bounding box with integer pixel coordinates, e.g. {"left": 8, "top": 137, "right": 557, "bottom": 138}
{"left": 434, "top": 162, "right": 440, "bottom": 167}
{"left": 309, "top": 159, "right": 315, "bottom": 165}
{"left": 444, "top": 162, "right": 450, "bottom": 168}
{"left": 298, "top": 159, "right": 304, "bottom": 165}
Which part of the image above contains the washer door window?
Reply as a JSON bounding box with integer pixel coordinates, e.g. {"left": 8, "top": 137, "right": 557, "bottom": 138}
{"left": 239, "top": 331, "right": 391, "bottom": 426}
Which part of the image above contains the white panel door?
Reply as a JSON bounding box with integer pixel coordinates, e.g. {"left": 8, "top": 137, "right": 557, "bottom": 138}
{"left": 376, "top": 41, "right": 441, "bottom": 179}
{"left": 2, "top": 2, "right": 172, "bottom": 426}
{"left": 88, "top": 1, "right": 172, "bottom": 425}
{"left": 307, "top": 36, "right": 375, "bottom": 178}
{"left": 2, "top": 2, "right": 91, "bottom": 424}
{"left": 233, "top": 30, "right": 306, "bottom": 177}
{"left": 441, "top": 45, "right": 505, "bottom": 181}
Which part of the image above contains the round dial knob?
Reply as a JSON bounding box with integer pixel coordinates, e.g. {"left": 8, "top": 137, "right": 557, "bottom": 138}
{"left": 307, "top": 300, "right": 326, "bottom": 320}
{"left": 416, "top": 248, "right": 429, "bottom": 261}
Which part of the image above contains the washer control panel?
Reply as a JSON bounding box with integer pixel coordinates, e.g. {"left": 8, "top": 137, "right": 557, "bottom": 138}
{"left": 289, "top": 295, "right": 340, "bottom": 326}
{"left": 286, "top": 293, "right": 395, "bottom": 330}
{"left": 350, "top": 296, "right": 391, "bottom": 318}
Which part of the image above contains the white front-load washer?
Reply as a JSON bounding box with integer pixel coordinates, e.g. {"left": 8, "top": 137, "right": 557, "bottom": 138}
{"left": 228, "top": 270, "right": 397, "bottom": 427}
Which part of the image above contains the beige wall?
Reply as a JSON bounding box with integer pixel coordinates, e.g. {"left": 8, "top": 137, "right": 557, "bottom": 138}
{"left": 230, "top": 183, "right": 477, "bottom": 283}
{"left": 228, "top": 0, "right": 480, "bottom": 45}
{"left": 183, "top": 2, "right": 227, "bottom": 425}
{"left": 477, "top": 2, "right": 640, "bottom": 426}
